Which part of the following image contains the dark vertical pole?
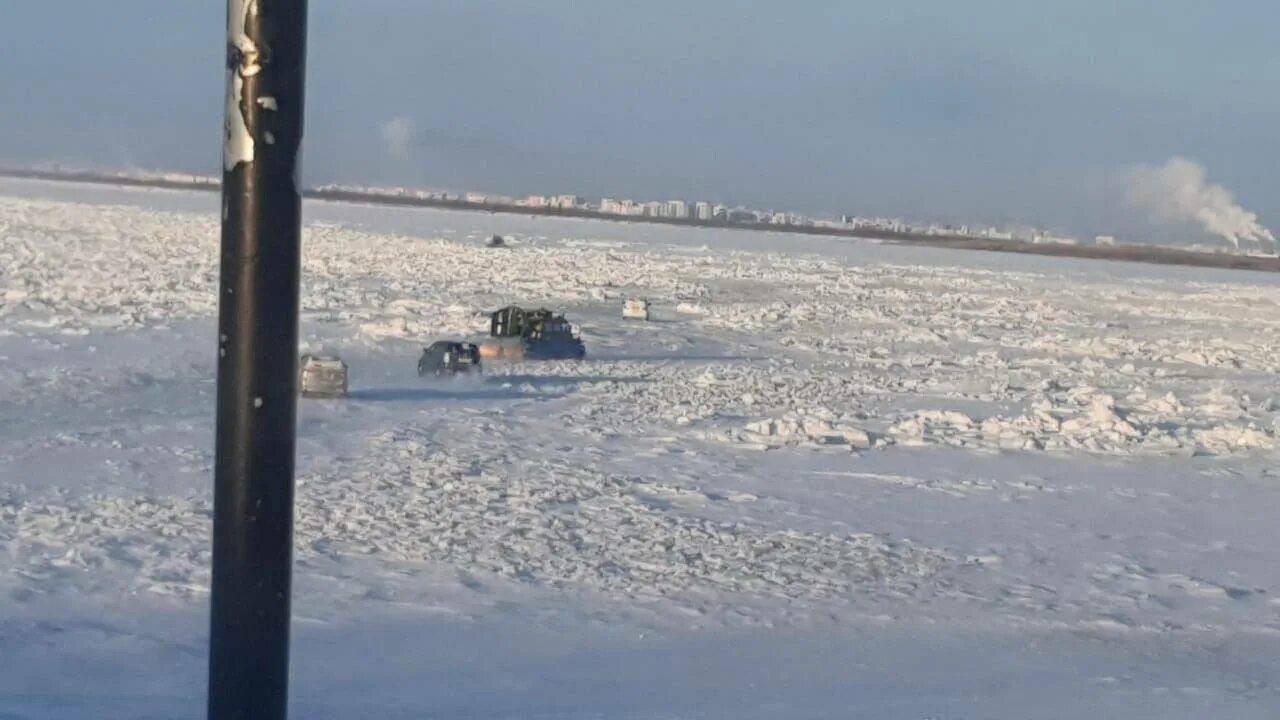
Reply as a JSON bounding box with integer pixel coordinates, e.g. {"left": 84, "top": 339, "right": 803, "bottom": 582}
{"left": 209, "top": 0, "right": 307, "bottom": 719}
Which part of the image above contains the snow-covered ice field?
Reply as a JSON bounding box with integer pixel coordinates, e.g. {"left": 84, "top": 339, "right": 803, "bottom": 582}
{"left": 2, "top": 177, "right": 1279, "bottom": 718}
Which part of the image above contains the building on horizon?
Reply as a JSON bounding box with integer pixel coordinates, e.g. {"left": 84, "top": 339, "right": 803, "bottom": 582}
{"left": 600, "top": 198, "right": 629, "bottom": 215}
{"left": 695, "top": 201, "right": 713, "bottom": 221}
{"left": 551, "top": 194, "right": 583, "bottom": 209}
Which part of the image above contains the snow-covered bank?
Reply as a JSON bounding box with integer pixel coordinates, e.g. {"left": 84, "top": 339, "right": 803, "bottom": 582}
{"left": 3, "top": 182, "right": 1280, "bottom": 717}
{"left": 6, "top": 601, "right": 1275, "bottom": 720}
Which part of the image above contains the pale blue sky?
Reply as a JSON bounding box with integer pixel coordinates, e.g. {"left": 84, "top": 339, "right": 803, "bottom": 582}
{"left": 1, "top": 1, "right": 1275, "bottom": 236}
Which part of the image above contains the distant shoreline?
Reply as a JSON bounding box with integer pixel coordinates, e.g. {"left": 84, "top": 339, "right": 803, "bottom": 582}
{"left": 4, "top": 166, "right": 1278, "bottom": 274}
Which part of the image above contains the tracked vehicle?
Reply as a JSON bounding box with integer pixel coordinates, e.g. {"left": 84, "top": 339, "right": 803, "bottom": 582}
{"left": 479, "top": 306, "right": 585, "bottom": 361}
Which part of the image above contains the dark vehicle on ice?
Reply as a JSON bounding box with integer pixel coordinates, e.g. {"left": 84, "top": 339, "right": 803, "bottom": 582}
{"left": 418, "top": 341, "right": 482, "bottom": 376}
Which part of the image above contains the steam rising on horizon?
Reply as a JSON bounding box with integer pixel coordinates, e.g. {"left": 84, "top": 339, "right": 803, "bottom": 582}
{"left": 381, "top": 116, "right": 414, "bottom": 160}
{"left": 1125, "top": 157, "right": 1276, "bottom": 250}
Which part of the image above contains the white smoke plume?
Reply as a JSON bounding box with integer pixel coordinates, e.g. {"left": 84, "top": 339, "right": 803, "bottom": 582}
{"left": 381, "top": 116, "right": 414, "bottom": 159}
{"left": 1124, "top": 157, "right": 1275, "bottom": 249}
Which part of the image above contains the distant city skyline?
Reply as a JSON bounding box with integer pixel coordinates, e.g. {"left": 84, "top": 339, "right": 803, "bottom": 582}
{"left": 310, "top": 176, "right": 1098, "bottom": 247}
{"left": 1, "top": 1, "right": 1277, "bottom": 246}
{"left": 9, "top": 161, "right": 1239, "bottom": 251}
